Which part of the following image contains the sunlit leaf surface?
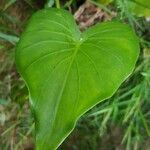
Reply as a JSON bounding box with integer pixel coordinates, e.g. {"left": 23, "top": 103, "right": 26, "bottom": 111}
{"left": 16, "top": 8, "right": 139, "bottom": 150}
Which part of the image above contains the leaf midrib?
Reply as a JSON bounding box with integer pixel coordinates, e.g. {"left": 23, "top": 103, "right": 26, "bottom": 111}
{"left": 48, "top": 40, "right": 82, "bottom": 139}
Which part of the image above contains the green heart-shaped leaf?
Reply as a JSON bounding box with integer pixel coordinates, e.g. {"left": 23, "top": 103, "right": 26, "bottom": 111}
{"left": 16, "top": 8, "right": 139, "bottom": 150}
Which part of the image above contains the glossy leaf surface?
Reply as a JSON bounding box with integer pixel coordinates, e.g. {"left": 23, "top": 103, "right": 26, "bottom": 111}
{"left": 16, "top": 8, "right": 139, "bottom": 150}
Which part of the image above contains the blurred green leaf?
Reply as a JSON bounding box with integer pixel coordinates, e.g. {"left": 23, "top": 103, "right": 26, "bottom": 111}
{"left": 0, "top": 32, "right": 19, "bottom": 44}
{"left": 129, "top": 0, "right": 150, "bottom": 17}
{"left": 0, "top": 98, "right": 9, "bottom": 105}
{"left": 0, "top": 44, "right": 5, "bottom": 50}
{"left": 45, "top": 0, "right": 55, "bottom": 8}
{"left": 3, "top": 0, "right": 17, "bottom": 10}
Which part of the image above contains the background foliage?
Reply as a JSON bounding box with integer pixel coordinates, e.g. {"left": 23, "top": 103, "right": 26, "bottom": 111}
{"left": 0, "top": 0, "right": 150, "bottom": 150}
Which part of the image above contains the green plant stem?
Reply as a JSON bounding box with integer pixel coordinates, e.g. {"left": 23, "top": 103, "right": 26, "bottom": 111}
{"left": 55, "top": 0, "right": 60, "bottom": 8}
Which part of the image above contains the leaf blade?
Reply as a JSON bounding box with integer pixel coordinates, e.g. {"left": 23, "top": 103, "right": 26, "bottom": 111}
{"left": 15, "top": 8, "right": 139, "bottom": 150}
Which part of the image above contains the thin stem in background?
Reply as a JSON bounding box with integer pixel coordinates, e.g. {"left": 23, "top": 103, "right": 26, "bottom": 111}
{"left": 55, "top": 0, "right": 60, "bottom": 8}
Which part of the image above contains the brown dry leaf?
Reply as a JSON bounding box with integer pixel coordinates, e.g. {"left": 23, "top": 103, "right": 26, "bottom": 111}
{"left": 74, "top": 1, "right": 116, "bottom": 31}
